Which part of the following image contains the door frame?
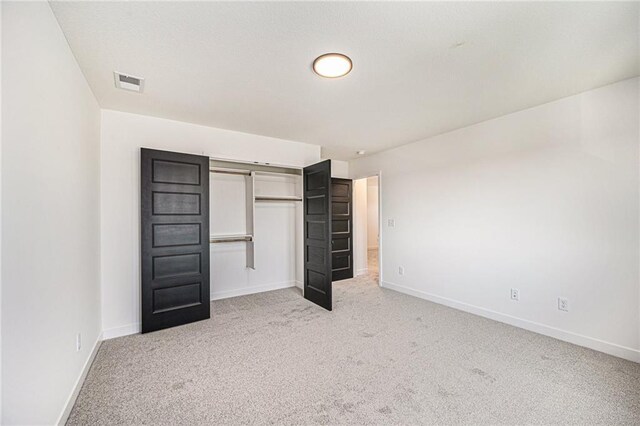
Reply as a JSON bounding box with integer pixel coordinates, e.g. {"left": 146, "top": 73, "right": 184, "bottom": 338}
{"left": 351, "top": 171, "right": 383, "bottom": 286}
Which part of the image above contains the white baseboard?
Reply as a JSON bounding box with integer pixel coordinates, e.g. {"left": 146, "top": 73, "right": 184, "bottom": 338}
{"left": 295, "top": 280, "right": 303, "bottom": 289}
{"left": 103, "top": 323, "right": 140, "bottom": 340}
{"left": 381, "top": 280, "right": 640, "bottom": 364}
{"left": 57, "top": 332, "right": 103, "bottom": 425}
{"left": 356, "top": 268, "right": 368, "bottom": 276}
{"left": 210, "top": 281, "right": 296, "bottom": 300}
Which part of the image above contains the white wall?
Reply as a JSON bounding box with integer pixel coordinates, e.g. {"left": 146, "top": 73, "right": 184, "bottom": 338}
{"left": 100, "top": 110, "right": 320, "bottom": 338}
{"left": 330, "top": 160, "right": 349, "bottom": 178}
{"left": 366, "top": 177, "right": 379, "bottom": 249}
{"left": 1, "top": 2, "right": 102, "bottom": 424}
{"left": 0, "top": 2, "right": 4, "bottom": 420}
{"left": 350, "top": 77, "right": 640, "bottom": 362}
{"left": 353, "top": 179, "right": 368, "bottom": 276}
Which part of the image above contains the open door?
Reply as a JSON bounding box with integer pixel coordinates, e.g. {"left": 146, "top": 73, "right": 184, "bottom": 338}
{"left": 141, "top": 148, "right": 210, "bottom": 333}
{"left": 331, "top": 178, "right": 354, "bottom": 281}
{"left": 303, "top": 160, "right": 332, "bottom": 310}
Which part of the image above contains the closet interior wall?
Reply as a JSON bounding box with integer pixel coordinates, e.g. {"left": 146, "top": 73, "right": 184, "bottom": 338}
{"left": 209, "top": 159, "right": 303, "bottom": 300}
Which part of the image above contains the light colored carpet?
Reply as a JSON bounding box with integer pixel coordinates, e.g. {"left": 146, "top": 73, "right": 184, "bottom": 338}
{"left": 68, "top": 271, "right": 640, "bottom": 425}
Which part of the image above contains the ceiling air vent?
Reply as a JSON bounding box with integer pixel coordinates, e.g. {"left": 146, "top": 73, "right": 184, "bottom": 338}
{"left": 113, "top": 71, "right": 145, "bottom": 93}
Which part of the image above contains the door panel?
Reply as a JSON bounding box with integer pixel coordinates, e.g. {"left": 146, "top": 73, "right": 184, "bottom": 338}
{"left": 152, "top": 253, "right": 201, "bottom": 279}
{"left": 303, "top": 160, "right": 332, "bottom": 310}
{"left": 332, "top": 219, "right": 350, "bottom": 233}
{"left": 152, "top": 192, "right": 201, "bottom": 215}
{"left": 141, "top": 148, "right": 210, "bottom": 333}
{"left": 331, "top": 178, "right": 354, "bottom": 281}
{"left": 152, "top": 223, "right": 201, "bottom": 247}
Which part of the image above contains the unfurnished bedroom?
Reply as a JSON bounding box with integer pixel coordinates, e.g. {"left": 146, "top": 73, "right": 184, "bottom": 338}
{"left": 1, "top": 1, "right": 639, "bottom": 425}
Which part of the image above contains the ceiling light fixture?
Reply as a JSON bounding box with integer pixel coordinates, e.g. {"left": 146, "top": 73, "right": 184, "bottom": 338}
{"left": 357, "top": 150, "right": 365, "bottom": 155}
{"left": 313, "top": 53, "right": 352, "bottom": 78}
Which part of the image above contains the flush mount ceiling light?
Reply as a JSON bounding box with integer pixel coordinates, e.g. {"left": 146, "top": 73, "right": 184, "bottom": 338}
{"left": 312, "top": 53, "right": 352, "bottom": 78}
{"left": 356, "top": 150, "right": 366, "bottom": 155}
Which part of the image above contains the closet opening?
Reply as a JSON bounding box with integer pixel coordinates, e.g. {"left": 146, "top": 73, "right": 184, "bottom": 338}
{"left": 209, "top": 158, "right": 304, "bottom": 300}
{"left": 353, "top": 174, "right": 381, "bottom": 285}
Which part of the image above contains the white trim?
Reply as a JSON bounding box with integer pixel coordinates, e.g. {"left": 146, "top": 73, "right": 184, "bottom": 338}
{"left": 103, "top": 323, "right": 140, "bottom": 340}
{"left": 295, "top": 280, "right": 303, "bottom": 289}
{"left": 56, "top": 332, "right": 103, "bottom": 426}
{"left": 381, "top": 280, "right": 640, "bottom": 364}
{"left": 377, "top": 172, "right": 382, "bottom": 286}
{"left": 210, "top": 281, "right": 296, "bottom": 301}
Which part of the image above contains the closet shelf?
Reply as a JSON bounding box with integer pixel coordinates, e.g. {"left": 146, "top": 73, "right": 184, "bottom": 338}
{"left": 209, "top": 234, "right": 253, "bottom": 243}
{"left": 254, "top": 195, "right": 302, "bottom": 202}
{"left": 209, "top": 168, "right": 251, "bottom": 176}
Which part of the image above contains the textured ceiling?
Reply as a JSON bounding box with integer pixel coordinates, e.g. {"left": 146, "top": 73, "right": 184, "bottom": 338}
{"left": 50, "top": 1, "right": 639, "bottom": 160}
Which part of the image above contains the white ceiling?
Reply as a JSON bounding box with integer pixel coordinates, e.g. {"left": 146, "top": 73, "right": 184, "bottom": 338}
{"left": 50, "top": 1, "right": 639, "bottom": 160}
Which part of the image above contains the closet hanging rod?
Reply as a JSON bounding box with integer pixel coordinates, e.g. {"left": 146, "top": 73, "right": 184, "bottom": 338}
{"left": 255, "top": 196, "right": 303, "bottom": 202}
{"left": 209, "top": 235, "right": 253, "bottom": 243}
{"left": 209, "top": 168, "right": 251, "bottom": 176}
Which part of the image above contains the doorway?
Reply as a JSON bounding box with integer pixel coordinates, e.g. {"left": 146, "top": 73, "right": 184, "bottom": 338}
{"left": 353, "top": 174, "right": 381, "bottom": 285}
{"left": 365, "top": 176, "right": 379, "bottom": 280}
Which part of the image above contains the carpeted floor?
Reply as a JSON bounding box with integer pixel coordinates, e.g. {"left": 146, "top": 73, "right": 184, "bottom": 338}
{"left": 68, "top": 265, "right": 640, "bottom": 425}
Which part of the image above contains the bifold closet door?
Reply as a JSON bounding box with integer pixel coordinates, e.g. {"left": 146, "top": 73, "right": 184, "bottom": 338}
{"left": 303, "top": 160, "right": 332, "bottom": 311}
{"left": 331, "top": 178, "right": 353, "bottom": 281}
{"left": 141, "top": 148, "right": 210, "bottom": 333}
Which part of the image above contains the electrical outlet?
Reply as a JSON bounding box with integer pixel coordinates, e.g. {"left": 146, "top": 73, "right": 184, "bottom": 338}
{"left": 388, "top": 218, "right": 395, "bottom": 227}
{"left": 76, "top": 333, "right": 82, "bottom": 352}
{"left": 558, "top": 297, "right": 569, "bottom": 312}
{"left": 398, "top": 266, "right": 404, "bottom": 276}
{"left": 510, "top": 288, "right": 520, "bottom": 301}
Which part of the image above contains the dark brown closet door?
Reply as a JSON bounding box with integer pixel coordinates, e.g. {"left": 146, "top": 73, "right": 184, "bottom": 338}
{"left": 141, "top": 148, "right": 210, "bottom": 333}
{"left": 331, "top": 178, "right": 353, "bottom": 281}
{"left": 303, "top": 160, "right": 332, "bottom": 311}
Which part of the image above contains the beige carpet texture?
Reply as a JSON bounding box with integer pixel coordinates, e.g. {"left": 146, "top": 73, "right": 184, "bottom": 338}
{"left": 68, "top": 252, "right": 640, "bottom": 425}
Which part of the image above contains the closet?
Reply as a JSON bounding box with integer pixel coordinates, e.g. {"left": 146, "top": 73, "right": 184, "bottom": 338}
{"left": 140, "top": 149, "right": 352, "bottom": 333}
{"left": 208, "top": 159, "right": 303, "bottom": 299}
